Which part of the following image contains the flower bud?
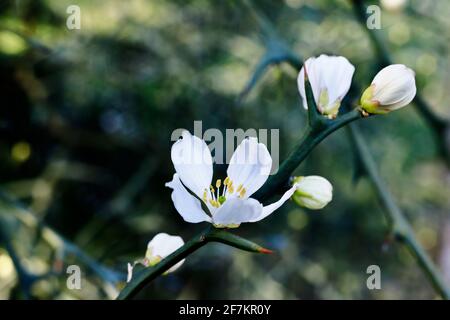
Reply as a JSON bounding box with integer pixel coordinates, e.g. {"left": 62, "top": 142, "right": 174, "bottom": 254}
{"left": 292, "top": 176, "right": 333, "bottom": 210}
{"left": 127, "top": 233, "right": 184, "bottom": 282}
{"left": 145, "top": 233, "right": 185, "bottom": 273}
{"left": 298, "top": 54, "right": 355, "bottom": 119}
{"left": 360, "top": 64, "right": 416, "bottom": 115}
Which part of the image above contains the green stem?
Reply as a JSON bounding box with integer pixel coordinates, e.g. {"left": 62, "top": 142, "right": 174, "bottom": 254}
{"left": 118, "top": 70, "right": 364, "bottom": 300}
{"left": 348, "top": 123, "right": 450, "bottom": 299}
{"left": 239, "top": 1, "right": 450, "bottom": 299}
{"left": 255, "top": 109, "right": 362, "bottom": 201}
{"left": 117, "top": 227, "right": 272, "bottom": 300}
{"left": 350, "top": 0, "right": 449, "bottom": 163}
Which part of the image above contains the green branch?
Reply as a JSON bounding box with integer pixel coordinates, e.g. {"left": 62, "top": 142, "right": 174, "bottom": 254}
{"left": 238, "top": 2, "right": 450, "bottom": 299}
{"left": 348, "top": 124, "right": 450, "bottom": 299}
{"left": 118, "top": 77, "right": 365, "bottom": 299}
{"left": 350, "top": 0, "right": 450, "bottom": 163}
{"left": 0, "top": 191, "right": 122, "bottom": 288}
{"left": 119, "top": 1, "right": 449, "bottom": 300}
{"left": 254, "top": 108, "right": 362, "bottom": 201}
{"left": 117, "top": 226, "right": 272, "bottom": 299}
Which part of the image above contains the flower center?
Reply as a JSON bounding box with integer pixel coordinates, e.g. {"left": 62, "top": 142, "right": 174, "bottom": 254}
{"left": 202, "top": 177, "right": 247, "bottom": 208}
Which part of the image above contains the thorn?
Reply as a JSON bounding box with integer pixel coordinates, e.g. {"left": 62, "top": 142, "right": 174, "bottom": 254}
{"left": 258, "top": 247, "right": 274, "bottom": 254}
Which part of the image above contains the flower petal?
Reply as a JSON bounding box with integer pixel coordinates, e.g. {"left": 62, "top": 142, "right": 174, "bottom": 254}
{"left": 298, "top": 54, "right": 354, "bottom": 115}
{"left": 147, "top": 233, "right": 185, "bottom": 273}
{"left": 171, "top": 130, "right": 213, "bottom": 198}
{"left": 127, "top": 263, "right": 134, "bottom": 283}
{"left": 249, "top": 183, "right": 299, "bottom": 222}
{"left": 226, "top": 137, "right": 272, "bottom": 198}
{"left": 212, "top": 198, "right": 263, "bottom": 226}
{"left": 166, "top": 173, "right": 212, "bottom": 223}
{"left": 323, "top": 56, "right": 355, "bottom": 104}
{"left": 372, "top": 65, "right": 415, "bottom": 105}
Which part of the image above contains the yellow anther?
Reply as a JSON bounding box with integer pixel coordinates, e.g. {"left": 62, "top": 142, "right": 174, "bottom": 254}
{"left": 209, "top": 199, "right": 220, "bottom": 208}
{"left": 210, "top": 185, "right": 215, "bottom": 193}
{"left": 203, "top": 189, "right": 208, "bottom": 202}
{"left": 224, "top": 177, "right": 230, "bottom": 186}
{"left": 239, "top": 188, "right": 246, "bottom": 198}
{"left": 228, "top": 185, "right": 235, "bottom": 194}
{"left": 216, "top": 179, "right": 222, "bottom": 188}
{"left": 236, "top": 184, "right": 243, "bottom": 193}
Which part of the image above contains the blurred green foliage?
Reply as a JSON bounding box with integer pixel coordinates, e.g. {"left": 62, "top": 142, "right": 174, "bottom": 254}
{"left": 0, "top": 0, "right": 449, "bottom": 299}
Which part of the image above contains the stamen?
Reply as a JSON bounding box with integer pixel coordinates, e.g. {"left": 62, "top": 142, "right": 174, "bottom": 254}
{"left": 236, "top": 184, "right": 243, "bottom": 193}
{"left": 239, "top": 188, "right": 246, "bottom": 198}
{"left": 216, "top": 179, "right": 222, "bottom": 188}
{"left": 203, "top": 189, "right": 208, "bottom": 202}
{"left": 228, "top": 182, "right": 235, "bottom": 194}
{"left": 209, "top": 199, "right": 219, "bottom": 208}
{"left": 224, "top": 177, "right": 230, "bottom": 186}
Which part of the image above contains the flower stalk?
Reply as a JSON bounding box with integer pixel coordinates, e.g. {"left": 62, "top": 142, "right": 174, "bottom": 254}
{"left": 350, "top": 0, "right": 450, "bottom": 164}
{"left": 118, "top": 77, "right": 363, "bottom": 299}
{"left": 237, "top": 1, "right": 450, "bottom": 300}
{"left": 347, "top": 123, "right": 450, "bottom": 299}
{"left": 254, "top": 80, "right": 362, "bottom": 202}
{"left": 117, "top": 226, "right": 272, "bottom": 300}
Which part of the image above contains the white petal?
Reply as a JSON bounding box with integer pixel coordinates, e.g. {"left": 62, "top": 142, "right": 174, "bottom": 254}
{"left": 166, "top": 173, "right": 212, "bottom": 223}
{"left": 297, "top": 54, "right": 354, "bottom": 114}
{"left": 171, "top": 130, "right": 213, "bottom": 198}
{"left": 323, "top": 56, "right": 355, "bottom": 104}
{"left": 147, "top": 233, "right": 186, "bottom": 273}
{"left": 127, "top": 263, "right": 134, "bottom": 283}
{"left": 298, "top": 56, "right": 321, "bottom": 110}
{"left": 212, "top": 198, "right": 263, "bottom": 226}
{"left": 249, "top": 183, "right": 299, "bottom": 222}
{"left": 226, "top": 137, "right": 272, "bottom": 198}
{"left": 372, "top": 64, "right": 416, "bottom": 108}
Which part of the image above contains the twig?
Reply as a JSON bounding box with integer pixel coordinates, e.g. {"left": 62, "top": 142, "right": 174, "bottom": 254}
{"left": 117, "top": 72, "right": 367, "bottom": 299}
{"left": 0, "top": 191, "right": 122, "bottom": 289}
{"left": 254, "top": 108, "right": 362, "bottom": 201}
{"left": 117, "top": 226, "right": 273, "bottom": 299}
{"left": 347, "top": 123, "right": 450, "bottom": 299}
{"left": 350, "top": 0, "right": 450, "bottom": 164}
{"left": 238, "top": 1, "right": 450, "bottom": 299}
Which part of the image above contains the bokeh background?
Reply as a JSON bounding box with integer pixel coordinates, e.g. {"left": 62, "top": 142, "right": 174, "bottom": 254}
{"left": 1, "top": 0, "right": 450, "bottom": 299}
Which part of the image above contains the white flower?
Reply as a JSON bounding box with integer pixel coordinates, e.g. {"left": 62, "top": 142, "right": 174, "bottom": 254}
{"left": 127, "top": 233, "right": 184, "bottom": 283}
{"left": 297, "top": 54, "right": 355, "bottom": 119}
{"left": 292, "top": 176, "right": 333, "bottom": 210}
{"left": 166, "top": 131, "right": 300, "bottom": 228}
{"left": 360, "top": 64, "right": 416, "bottom": 115}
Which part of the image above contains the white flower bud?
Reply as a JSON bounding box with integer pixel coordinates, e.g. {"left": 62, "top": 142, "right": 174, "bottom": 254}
{"left": 127, "top": 233, "right": 184, "bottom": 283}
{"left": 298, "top": 54, "right": 355, "bottom": 119}
{"left": 145, "top": 233, "right": 185, "bottom": 273}
{"left": 292, "top": 176, "right": 333, "bottom": 210}
{"left": 360, "top": 64, "right": 416, "bottom": 115}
